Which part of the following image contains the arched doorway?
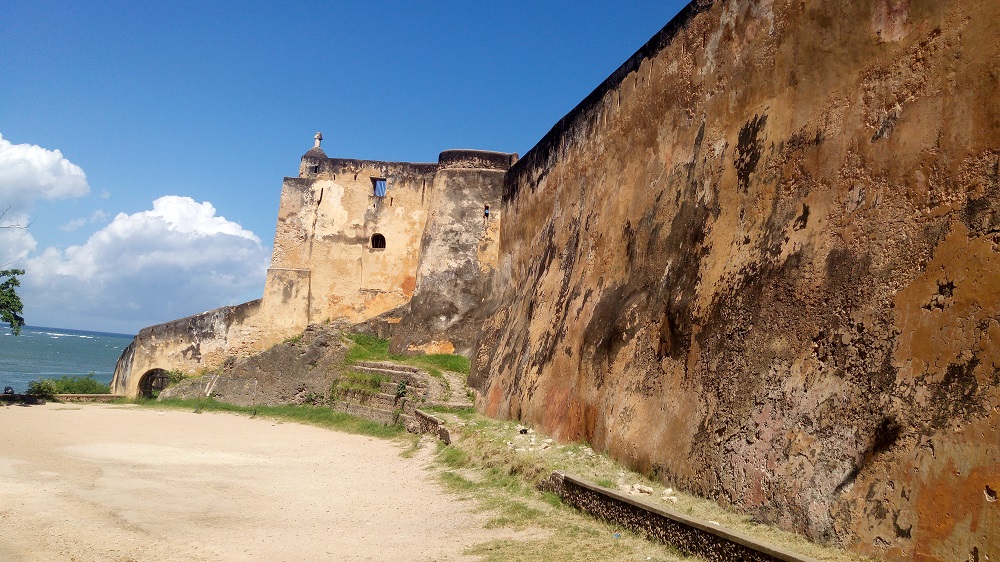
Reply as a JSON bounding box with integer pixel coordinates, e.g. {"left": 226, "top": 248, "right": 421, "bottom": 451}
{"left": 371, "top": 233, "right": 386, "bottom": 249}
{"left": 138, "top": 368, "right": 170, "bottom": 398}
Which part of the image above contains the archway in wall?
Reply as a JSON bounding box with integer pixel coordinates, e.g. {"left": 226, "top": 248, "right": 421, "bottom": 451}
{"left": 138, "top": 368, "right": 170, "bottom": 398}
{"left": 371, "top": 233, "right": 386, "bottom": 249}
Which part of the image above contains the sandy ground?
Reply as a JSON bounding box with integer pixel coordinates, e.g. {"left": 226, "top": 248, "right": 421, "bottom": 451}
{"left": 0, "top": 403, "right": 505, "bottom": 561}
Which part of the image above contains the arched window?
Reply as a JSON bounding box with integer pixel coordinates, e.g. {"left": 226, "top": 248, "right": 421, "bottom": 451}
{"left": 371, "top": 233, "right": 386, "bottom": 249}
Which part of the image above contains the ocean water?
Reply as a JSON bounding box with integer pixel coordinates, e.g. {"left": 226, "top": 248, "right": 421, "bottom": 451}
{"left": 0, "top": 325, "right": 134, "bottom": 393}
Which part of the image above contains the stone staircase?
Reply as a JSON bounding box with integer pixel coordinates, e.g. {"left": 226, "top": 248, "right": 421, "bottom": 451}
{"left": 329, "top": 361, "right": 471, "bottom": 431}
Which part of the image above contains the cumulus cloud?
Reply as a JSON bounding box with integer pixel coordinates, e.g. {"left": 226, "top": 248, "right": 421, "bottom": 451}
{"left": 22, "top": 196, "right": 270, "bottom": 333}
{"left": 0, "top": 134, "right": 90, "bottom": 264}
{"left": 0, "top": 134, "right": 89, "bottom": 209}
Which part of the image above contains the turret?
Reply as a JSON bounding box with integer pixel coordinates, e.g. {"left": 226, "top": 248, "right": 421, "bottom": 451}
{"left": 299, "top": 132, "right": 327, "bottom": 177}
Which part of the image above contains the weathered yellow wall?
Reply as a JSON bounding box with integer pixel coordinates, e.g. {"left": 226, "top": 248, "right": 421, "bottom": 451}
{"left": 273, "top": 159, "right": 436, "bottom": 323}
{"left": 112, "top": 149, "right": 514, "bottom": 398}
{"left": 473, "top": 1, "right": 998, "bottom": 559}
{"left": 390, "top": 151, "right": 513, "bottom": 356}
{"left": 111, "top": 300, "right": 270, "bottom": 397}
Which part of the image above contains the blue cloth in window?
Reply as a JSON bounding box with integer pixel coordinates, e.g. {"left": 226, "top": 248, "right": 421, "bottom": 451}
{"left": 374, "top": 179, "right": 387, "bottom": 197}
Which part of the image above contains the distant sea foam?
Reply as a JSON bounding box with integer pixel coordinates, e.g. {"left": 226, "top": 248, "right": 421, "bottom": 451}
{"left": 0, "top": 325, "right": 134, "bottom": 393}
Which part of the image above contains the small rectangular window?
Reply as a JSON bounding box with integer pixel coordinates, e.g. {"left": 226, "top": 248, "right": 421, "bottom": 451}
{"left": 371, "top": 178, "right": 387, "bottom": 197}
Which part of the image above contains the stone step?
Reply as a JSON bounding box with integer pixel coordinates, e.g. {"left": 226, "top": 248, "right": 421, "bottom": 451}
{"left": 355, "top": 361, "right": 421, "bottom": 374}
{"left": 334, "top": 389, "right": 419, "bottom": 415}
{"left": 378, "top": 381, "right": 427, "bottom": 399}
{"left": 330, "top": 401, "right": 413, "bottom": 427}
{"left": 427, "top": 401, "right": 474, "bottom": 410}
{"left": 349, "top": 366, "right": 428, "bottom": 387}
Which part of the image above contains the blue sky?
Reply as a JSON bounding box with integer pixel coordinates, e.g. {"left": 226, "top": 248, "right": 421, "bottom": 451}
{"left": 1, "top": 1, "right": 688, "bottom": 334}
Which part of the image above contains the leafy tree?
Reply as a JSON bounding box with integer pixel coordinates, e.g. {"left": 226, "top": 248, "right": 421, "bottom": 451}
{"left": 0, "top": 268, "right": 24, "bottom": 335}
{"left": 26, "top": 379, "right": 56, "bottom": 400}
{"left": 47, "top": 374, "right": 112, "bottom": 394}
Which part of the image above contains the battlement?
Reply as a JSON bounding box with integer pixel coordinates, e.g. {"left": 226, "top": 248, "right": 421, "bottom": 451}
{"left": 300, "top": 148, "right": 516, "bottom": 179}
{"left": 438, "top": 149, "right": 517, "bottom": 171}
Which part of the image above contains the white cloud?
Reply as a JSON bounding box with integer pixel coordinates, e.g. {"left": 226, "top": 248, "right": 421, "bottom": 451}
{"left": 0, "top": 225, "right": 37, "bottom": 267}
{"left": 60, "top": 209, "right": 109, "bottom": 231}
{"left": 0, "top": 134, "right": 89, "bottom": 208}
{"left": 0, "top": 134, "right": 90, "bottom": 264}
{"left": 22, "top": 196, "right": 269, "bottom": 333}
{"left": 60, "top": 218, "right": 87, "bottom": 231}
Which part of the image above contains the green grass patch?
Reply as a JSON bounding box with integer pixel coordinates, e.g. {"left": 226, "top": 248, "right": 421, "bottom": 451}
{"left": 334, "top": 370, "right": 389, "bottom": 395}
{"left": 136, "top": 397, "right": 406, "bottom": 439}
{"left": 343, "top": 332, "right": 392, "bottom": 363}
{"left": 343, "top": 332, "right": 470, "bottom": 375}
{"left": 437, "top": 443, "right": 471, "bottom": 468}
{"left": 440, "top": 471, "right": 478, "bottom": 492}
{"left": 424, "top": 405, "right": 476, "bottom": 419}
{"left": 399, "top": 434, "right": 422, "bottom": 459}
{"left": 409, "top": 354, "right": 470, "bottom": 374}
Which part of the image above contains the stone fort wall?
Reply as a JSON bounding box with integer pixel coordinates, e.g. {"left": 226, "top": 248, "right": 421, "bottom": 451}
{"left": 472, "top": 0, "right": 998, "bottom": 559}
{"left": 111, "top": 148, "right": 513, "bottom": 397}
{"left": 110, "top": 1, "right": 997, "bottom": 558}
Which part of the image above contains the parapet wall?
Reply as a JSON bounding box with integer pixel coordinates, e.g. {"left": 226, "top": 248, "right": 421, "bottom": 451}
{"left": 438, "top": 149, "right": 518, "bottom": 171}
{"left": 473, "top": 1, "right": 999, "bottom": 560}
{"left": 111, "top": 299, "right": 268, "bottom": 396}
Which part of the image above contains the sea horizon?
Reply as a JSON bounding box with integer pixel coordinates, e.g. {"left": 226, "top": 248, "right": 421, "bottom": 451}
{"left": 0, "top": 325, "right": 135, "bottom": 393}
{"left": 13, "top": 324, "right": 137, "bottom": 339}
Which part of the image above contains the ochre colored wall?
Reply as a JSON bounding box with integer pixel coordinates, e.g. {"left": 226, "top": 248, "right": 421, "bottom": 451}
{"left": 272, "top": 159, "right": 437, "bottom": 324}
{"left": 111, "top": 300, "right": 267, "bottom": 397}
{"left": 473, "top": 1, "right": 998, "bottom": 559}
{"left": 112, "top": 149, "right": 515, "bottom": 399}
{"left": 390, "top": 152, "right": 511, "bottom": 356}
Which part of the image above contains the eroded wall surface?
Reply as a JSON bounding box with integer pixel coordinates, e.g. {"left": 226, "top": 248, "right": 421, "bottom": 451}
{"left": 275, "top": 158, "right": 438, "bottom": 323}
{"left": 473, "top": 1, "right": 998, "bottom": 559}
{"left": 390, "top": 150, "right": 513, "bottom": 356}
{"left": 111, "top": 300, "right": 266, "bottom": 396}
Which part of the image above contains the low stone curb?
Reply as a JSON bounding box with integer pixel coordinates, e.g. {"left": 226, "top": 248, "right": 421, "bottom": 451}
{"left": 414, "top": 409, "right": 451, "bottom": 444}
{"left": 57, "top": 394, "right": 124, "bottom": 403}
{"left": 543, "top": 472, "right": 820, "bottom": 562}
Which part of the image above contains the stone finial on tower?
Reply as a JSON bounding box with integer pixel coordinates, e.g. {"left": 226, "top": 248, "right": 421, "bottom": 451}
{"left": 314, "top": 132, "right": 323, "bottom": 148}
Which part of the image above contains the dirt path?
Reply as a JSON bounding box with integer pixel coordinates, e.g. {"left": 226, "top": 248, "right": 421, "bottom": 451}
{"left": 0, "top": 403, "right": 505, "bottom": 561}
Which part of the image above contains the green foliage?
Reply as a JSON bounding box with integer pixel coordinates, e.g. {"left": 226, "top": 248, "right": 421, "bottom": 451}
{"left": 282, "top": 333, "right": 303, "bottom": 345}
{"left": 343, "top": 332, "right": 391, "bottom": 363}
{"left": 165, "top": 369, "right": 188, "bottom": 385}
{"left": 413, "top": 354, "right": 470, "bottom": 374}
{"left": 395, "top": 379, "right": 407, "bottom": 399}
{"left": 439, "top": 471, "right": 478, "bottom": 492}
{"left": 334, "top": 370, "right": 388, "bottom": 396}
{"left": 26, "top": 379, "right": 56, "bottom": 399}
{"left": 0, "top": 269, "right": 24, "bottom": 335}
{"left": 424, "top": 404, "right": 475, "bottom": 416}
{"left": 47, "top": 374, "right": 111, "bottom": 394}
{"left": 343, "top": 332, "right": 470, "bottom": 374}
